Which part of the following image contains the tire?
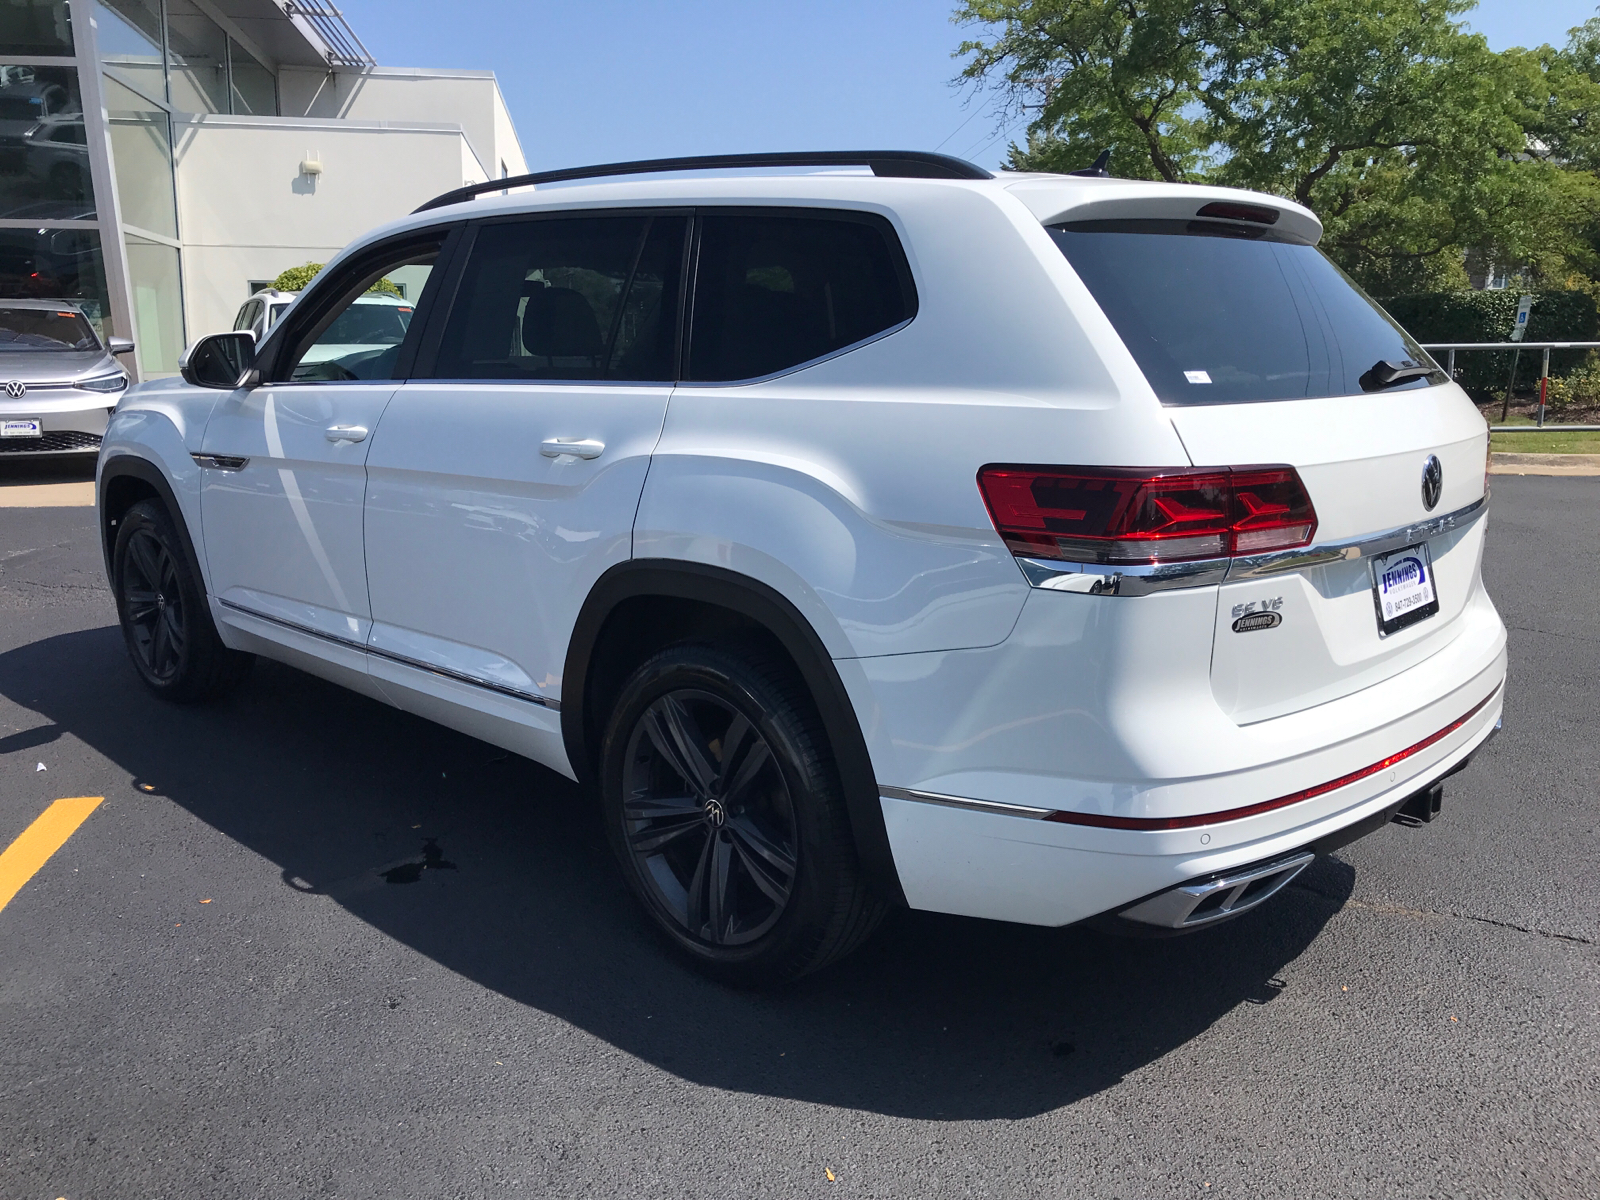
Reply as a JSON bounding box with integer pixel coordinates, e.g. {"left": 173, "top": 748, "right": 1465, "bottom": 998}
{"left": 599, "top": 642, "right": 884, "bottom": 985}
{"left": 113, "top": 498, "right": 253, "bottom": 702}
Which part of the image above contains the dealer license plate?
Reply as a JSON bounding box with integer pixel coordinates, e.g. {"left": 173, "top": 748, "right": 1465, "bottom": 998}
{"left": 1371, "top": 542, "right": 1440, "bottom": 636}
{"left": 1, "top": 418, "right": 41, "bottom": 438}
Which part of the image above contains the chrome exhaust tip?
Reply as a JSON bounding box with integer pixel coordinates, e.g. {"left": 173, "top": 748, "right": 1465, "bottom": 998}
{"left": 1117, "top": 851, "right": 1316, "bottom": 929}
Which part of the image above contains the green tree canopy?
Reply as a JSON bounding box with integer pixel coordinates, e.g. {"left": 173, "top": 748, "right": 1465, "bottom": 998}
{"left": 955, "top": 0, "right": 1600, "bottom": 292}
{"left": 270, "top": 262, "right": 402, "bottom": 297}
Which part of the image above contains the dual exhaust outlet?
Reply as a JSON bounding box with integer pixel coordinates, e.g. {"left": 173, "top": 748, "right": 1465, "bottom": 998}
{"left": 1119, "top": 779, "right": 1448, "bottom": 930}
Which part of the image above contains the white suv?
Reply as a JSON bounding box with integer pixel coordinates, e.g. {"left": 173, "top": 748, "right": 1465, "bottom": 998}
{"left": 96, "top": 152, "right": 1506, "bottom": 984}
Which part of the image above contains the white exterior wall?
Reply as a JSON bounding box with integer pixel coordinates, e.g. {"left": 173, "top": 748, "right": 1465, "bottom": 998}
{"left": 277, "top": 67, "right": 526, "bottom": 183}
{"left": 172, "top": 114, "right": 485, "bottom": 337}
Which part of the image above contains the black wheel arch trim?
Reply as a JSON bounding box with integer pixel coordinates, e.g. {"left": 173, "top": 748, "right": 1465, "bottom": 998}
{"left": 98, "top": 454, "right": 207, "bottom": 599}
{"left": 564, "top": 559, "right": 907, "bottom": 908}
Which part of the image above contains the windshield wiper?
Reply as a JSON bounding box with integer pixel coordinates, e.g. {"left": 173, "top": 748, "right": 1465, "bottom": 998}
{"left": 1360, "top": 359, "right": 1435, "bottom": 392}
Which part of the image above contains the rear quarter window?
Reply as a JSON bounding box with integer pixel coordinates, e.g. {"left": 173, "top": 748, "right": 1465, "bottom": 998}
{"left": 687, "top": 211, "right": 914, "bottom": 382}
{"left": 1050, "top": 220, "right": 1439, "bottom": 405}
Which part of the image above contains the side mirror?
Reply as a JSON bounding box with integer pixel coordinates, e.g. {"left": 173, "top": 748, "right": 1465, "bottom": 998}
{"left": 107, "top": 336, "right": 135, "bottom": 355}
{"left": 180, "top": 331, "right": 257, "bottom": 389}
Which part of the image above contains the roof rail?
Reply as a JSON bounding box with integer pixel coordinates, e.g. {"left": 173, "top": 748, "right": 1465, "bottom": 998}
{"left": 412, "top": 151, "right": 995, "bottom": 214}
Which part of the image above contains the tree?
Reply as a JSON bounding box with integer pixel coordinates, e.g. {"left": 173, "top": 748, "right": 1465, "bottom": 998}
{"left": 270, "top": 262, "right": 402, "bottom": 297}
{"left": 954, "top": 0, "right": 1600, "bottom": 292}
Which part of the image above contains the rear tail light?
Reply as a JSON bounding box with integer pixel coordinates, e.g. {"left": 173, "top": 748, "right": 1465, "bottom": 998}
{"left": 977, "top": 465, "right": 1317, "bottom": 565}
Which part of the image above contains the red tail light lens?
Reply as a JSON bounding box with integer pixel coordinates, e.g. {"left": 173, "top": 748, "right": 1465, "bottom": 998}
{"left": 977, "top": 465, "right": 1317, "bottom": 564}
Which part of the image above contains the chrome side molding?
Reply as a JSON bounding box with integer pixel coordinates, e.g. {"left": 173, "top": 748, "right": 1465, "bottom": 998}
{"left": 217, "top": 599, "right": 560, "bottom": 711}
{"left": 1018, "top": 494, "right": 1487, "bottom": 595}
{"left": 879, "top": 784, "right": 1053, "bottom": 819}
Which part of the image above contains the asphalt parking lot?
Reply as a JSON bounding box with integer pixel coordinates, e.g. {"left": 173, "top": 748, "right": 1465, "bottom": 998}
{"left": 1, "top": 469, "right": 1596, "bottom": 1199}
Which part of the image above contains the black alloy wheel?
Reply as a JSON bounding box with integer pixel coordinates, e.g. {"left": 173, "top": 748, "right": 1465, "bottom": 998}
{"left": 622, "top": 688, "right": 798, "bottom": 946}
{"left": 120, "top": 524, "right": 187, "bottom": 683}
{"left": 600, "top": 643, "right": 884, "bottom": 985}
{"left": 113, "top": 499, "right": 253, "bottom": 702}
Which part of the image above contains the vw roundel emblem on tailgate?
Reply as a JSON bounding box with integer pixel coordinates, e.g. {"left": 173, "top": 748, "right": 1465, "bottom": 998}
{"left": 1421, "top": 454, "right": 1443, "bottom": 511}
{"left": 4, "top": 380, "right": 25, "bottom": 398}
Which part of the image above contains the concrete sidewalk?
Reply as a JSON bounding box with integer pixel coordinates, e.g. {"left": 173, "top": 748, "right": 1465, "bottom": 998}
{"left": 1491, "top": 452, "right": 1600, "bottom": 476}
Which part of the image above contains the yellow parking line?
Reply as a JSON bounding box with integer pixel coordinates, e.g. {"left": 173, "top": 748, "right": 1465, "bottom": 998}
{"left": 0, "top": 796, "right": 103, "bottom": 913}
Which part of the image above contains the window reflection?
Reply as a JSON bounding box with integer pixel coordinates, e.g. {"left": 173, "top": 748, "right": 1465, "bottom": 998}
{"left": 125, "top": 234, "right": 182, "bottom": 374}
{"left": 0, "top": 66, "right": 94, "bottom": 220}
{"left": 0, "top": 0, "right": 74, "bottom": 56}
{"left": 0, "top": 226, "right": 112, "bottom": 340}
{"left": 229, "top": 37, "right": 275, "bottom": 115}
{"left": 95, "top": 0, "right": 166, "bottom": 102}
{"left": 103, "top": 74, "right": 177, "bottom": 238}
{"left": 165, "top": 0, "right": 227, "bottom": 114}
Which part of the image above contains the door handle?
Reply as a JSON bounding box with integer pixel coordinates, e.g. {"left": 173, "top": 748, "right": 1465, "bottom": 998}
{"left": 540, "top": 437, "right": 605, "bottom": 460}
{"left": 325, "top": 424, "right": 369, "bottom": 443}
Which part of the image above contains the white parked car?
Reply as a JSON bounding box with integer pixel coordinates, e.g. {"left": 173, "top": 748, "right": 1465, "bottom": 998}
{"left": 97, "top": 151, "right": 1506, "bottom": 984}
{"left": 233, "top": 288, "right": 414, "bottom": 378}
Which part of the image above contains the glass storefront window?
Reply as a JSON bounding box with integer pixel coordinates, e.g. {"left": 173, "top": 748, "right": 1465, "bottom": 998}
{"left": 125, "top": 232, "right": 180, "bottom": 373}
{"left": 103, "top": 72, "right": 175, "bottom": 238}
{"left": 0, "top": 0, "right": 74, "bottom": 56}
{"left": 95, "top": 0, "right": 164, "bottom": 101}
{"left": 0, "top": 64, "right": 93, "bottom": 219}
{"left": 0, "top": 225, "right": 111, "bottom": 338}
{"left": 165, "top": 0, "right": 226, "bottom": 114}
{"left": 229, "top": 37, "right": 274, "bottom": 115}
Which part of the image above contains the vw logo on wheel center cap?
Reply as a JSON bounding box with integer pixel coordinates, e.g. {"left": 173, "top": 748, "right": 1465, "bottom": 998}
{"left": 4, "top": 380, "right": 26, "bottom": 398}
{"left": 1421, "top": 454, "right": 1443, "bottom": 511}
{"left": 702, "top": 797, "right": 727, "bottom": 827}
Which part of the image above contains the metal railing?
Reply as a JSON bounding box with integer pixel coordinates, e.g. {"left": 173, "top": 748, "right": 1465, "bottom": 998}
{"left": 282, "top": 1, "right": 376, "bottom": 68}
{"left": 1420, "top": 341, "right": 1600, "bottom": 430}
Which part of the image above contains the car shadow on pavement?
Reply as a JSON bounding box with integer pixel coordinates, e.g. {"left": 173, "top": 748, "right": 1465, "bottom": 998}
{"left": 1, "top": 627, "right": 1354, "bottom": 1122}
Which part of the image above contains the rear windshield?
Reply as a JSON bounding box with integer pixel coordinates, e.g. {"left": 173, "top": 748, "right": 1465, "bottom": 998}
{"left": 1050, "top": 220, "right": 1438, "bottom": 405}
{"left": 0, "top": 306, "right": 97, "bottom": 351}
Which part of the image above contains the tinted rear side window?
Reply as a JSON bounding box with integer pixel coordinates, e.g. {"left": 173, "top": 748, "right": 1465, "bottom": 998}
{"left": 687, "top": 212, "right": 913, "bottom": 382}
{"left": 431, "top": 214, "right": 685, "bottom": 382}
{"left": 1050, "top": 220, "right": 1438, "bottom": 405}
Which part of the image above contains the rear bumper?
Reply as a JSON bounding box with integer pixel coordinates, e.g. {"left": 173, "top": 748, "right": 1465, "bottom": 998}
{"left": 851, "top": 566, "right": 1507, "bottom": 927}
{"left": 878, "top": 659, "right": 1502, "bottom": 926}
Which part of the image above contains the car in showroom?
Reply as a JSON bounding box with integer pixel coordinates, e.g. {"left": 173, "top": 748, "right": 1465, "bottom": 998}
{"left": 0, "top": 298, "right": 131, "bottom": 456}
{"left": 94, "top": 151, "right": 1506, "bottom": 984}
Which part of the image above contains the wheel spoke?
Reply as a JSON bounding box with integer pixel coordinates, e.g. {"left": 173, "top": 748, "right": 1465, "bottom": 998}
{"left": 162, "top": 605, "right": 186, "bottom": 654}
{"left": 683, "top": 827, "right": 715, "bottom": 938}
{"left": 726, "top": 814, "right": 796, "bottom": 880}
{"left": 628, "top": 811, "right": 706, "bottom": 854}
{"left": 726, "top": 732, "right": 774, "bottom": 809}
{"left": 124, "top": 589, "right": 159, "bottom": 622}
{"left": 127, "top": 534, "right": 161, "bottom": 590}
{"left": 729, "top": 835, "right": 790, "bottom": 905}
{"left": 707, "top": 833, "right": 733, "bottom": 943}
{"left": 643, "top": 696, "right": 717, "bottom": 796}
{"left": 622, "top": 794, "right": 703, "bottom": 822}
{"left": 150, "top": 609, "right": 171, "bottom": 671}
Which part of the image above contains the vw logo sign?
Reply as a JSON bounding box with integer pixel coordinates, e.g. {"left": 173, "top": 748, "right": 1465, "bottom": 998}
{"left": 702, "top": 797, "right": 727, "bottom": 827}
{"left": 1421, "top": 455, "right": 1443, "bottom": 511}
{"left": 4, "top": 380, "right": 25, "bottom": 398}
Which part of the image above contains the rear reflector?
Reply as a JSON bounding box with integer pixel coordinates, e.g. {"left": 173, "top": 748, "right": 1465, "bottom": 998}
{"left": 977, "top": 465, "right": 1317, "bottom": 564}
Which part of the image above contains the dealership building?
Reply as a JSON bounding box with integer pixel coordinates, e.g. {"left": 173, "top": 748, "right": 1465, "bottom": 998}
{"left": 0, "top": 0, "right": 525, "bottom": 378}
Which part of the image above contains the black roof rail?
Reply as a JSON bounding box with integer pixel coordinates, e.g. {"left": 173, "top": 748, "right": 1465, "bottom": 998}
{"left": 412, "top": 151, "right": 994, "bottom": 214}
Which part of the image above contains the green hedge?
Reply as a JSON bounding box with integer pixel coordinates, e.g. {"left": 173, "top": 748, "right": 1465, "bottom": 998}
{"left": 1378, "top": 291, "right": 1600, "bottom": 396}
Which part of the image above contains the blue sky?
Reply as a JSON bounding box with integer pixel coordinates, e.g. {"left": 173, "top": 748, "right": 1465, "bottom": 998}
{"left": 336, "top": 0, "right": 1600, "bottom": 173}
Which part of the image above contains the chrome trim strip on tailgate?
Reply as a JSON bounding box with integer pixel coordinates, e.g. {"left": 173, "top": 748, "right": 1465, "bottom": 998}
{"left": 217, "top": 599, "right": 561, "bottom": 711}
{"left": 1225, "top": 494, "right": 1486, "bottom": 582}
{"left": 1017, "top": 494, "right": 1487, "bottom": 595}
